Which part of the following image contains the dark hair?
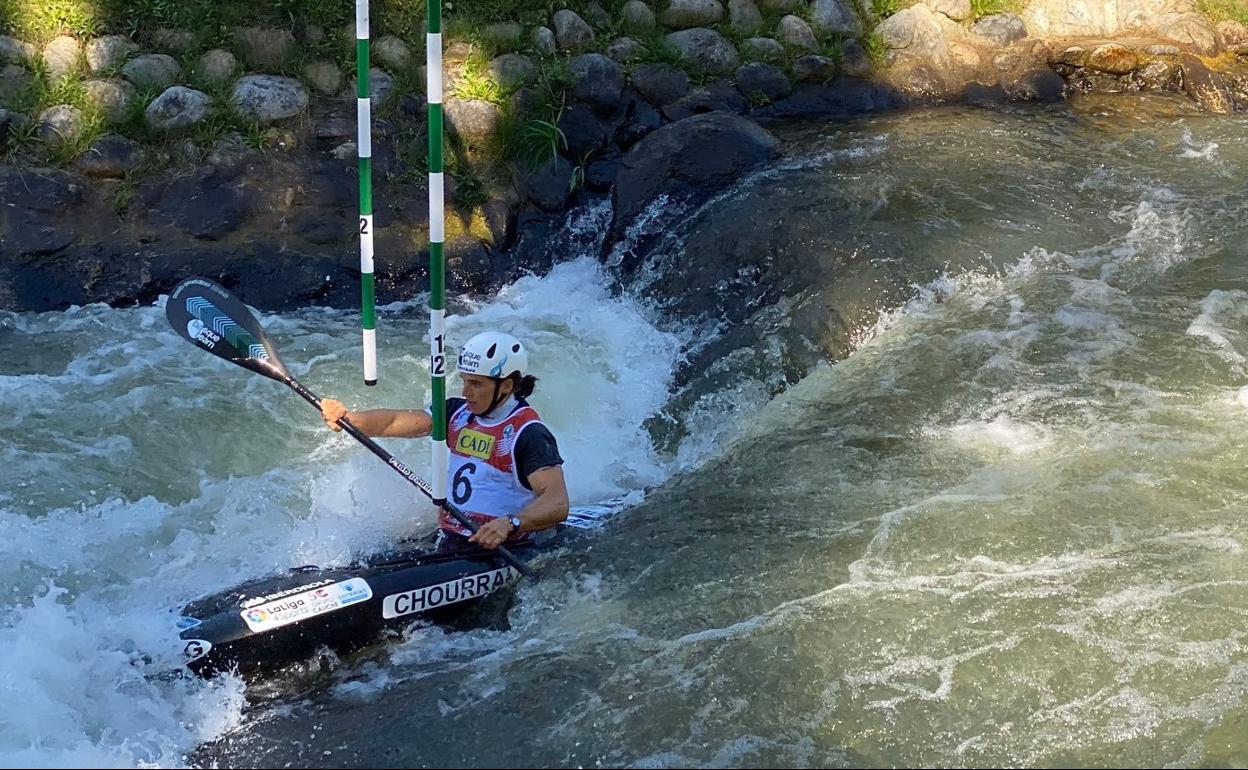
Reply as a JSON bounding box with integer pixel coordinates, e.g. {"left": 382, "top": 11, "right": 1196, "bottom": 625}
{"left": 512, "top": 374, "right": 538, "bottom": 399}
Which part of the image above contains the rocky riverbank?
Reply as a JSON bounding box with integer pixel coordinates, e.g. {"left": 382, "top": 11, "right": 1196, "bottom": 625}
{"left": 3, "top": 0, "right": 1248, "bottom": 313}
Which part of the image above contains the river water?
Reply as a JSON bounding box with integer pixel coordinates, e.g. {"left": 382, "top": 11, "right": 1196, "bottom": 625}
{"left": 2, "top": 93, "right": 1247, "bottom": 767}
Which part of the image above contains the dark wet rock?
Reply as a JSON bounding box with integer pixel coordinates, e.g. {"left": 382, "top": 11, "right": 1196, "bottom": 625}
{"left": 73, "top": 135, "right": 144, "bottom": 178}
{"left": 962, "top": 81, "right": 1009, "bottom": 105}
{"left": 615, "top": 95, "right": 663, "bottom": 148}
{"left": 609, "top": 111, "right": 780, "bottom": 253}
{"left": 0, "top": 168, "right": 84, "bottom": 212}
{"left": 633, "top": 64, "right": 691, "bottom": 106}
{"left": 1180, "top": 53, "right": 1233, "bottom": 113}
{"left": 736, "top": 63, "right": 793, "bottom": 103}
{"left": 290, "top": 209, "right": 353, "bottom": 244}
{"left": 1007, "top": 67, "right": 1065, "bottom": 102}
{"left": 585, "top": 149, "right": 623, "bottom": 191}
{"left": 665, "top": 28, "right": 740, "bottom": 75}
{"left": 522, "top": 156, "right": 576, "bottom": 212}
{"left": 3, "top": 214, "right": 76, "bottom": 256}
{"left": 139, "top": 168, "right": 255, "bottom": 240}
{"left": 791, "top": 54, "right": 840, "bottom": 83}
{"left": 446, "top": 235, "right": 494, "bottom": 294}
{"left": 570, "top": 54, "right": 626, "bottom": 112}
{"left": 752, "top": 80, "right": 903, "bottom": 121}
{"left": 662, "top": 78, "right": 748, "bottom": 121}
{"left": 557, "top": 103, "right": 611, "bottom": 159}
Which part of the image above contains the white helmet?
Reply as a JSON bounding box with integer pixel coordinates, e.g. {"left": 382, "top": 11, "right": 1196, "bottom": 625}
{"left": 457, "top": 331, "right": 528, "bottom": 380}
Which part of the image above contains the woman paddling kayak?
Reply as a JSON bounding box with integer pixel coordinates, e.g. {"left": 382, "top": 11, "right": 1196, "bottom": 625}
{"left": 320, "top": 331, "right": 570, "bottom": 551}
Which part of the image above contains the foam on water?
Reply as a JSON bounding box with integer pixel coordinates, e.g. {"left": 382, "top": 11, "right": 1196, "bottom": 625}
{"left": 0, "top": 256, "right": 700, "bottom": 767}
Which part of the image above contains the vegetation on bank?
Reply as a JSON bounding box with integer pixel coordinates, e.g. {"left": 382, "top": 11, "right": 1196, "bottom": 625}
{"left": 0, "top": 0, "right": 874, "bottom": 180}
{"left": 6, "top": 0, "right": 1245, "bottom": 186}
{"left": 1198, "top": 0, "right": 1248, "bottom": 24}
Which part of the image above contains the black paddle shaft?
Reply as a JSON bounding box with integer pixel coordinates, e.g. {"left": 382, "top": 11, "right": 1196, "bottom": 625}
{"left": 165, "top": 277, "right": 532, "bottom": 578}
{"left": 286, "top": 378, "right": 532, "bottom": 578}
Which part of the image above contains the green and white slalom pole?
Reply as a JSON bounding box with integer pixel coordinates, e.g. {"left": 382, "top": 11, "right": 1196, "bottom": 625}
{"left": 356, "top": 0, "right": 378, "bottom": 386}
{"left": 427, "top": 0, "right": 448, "bottom": 505}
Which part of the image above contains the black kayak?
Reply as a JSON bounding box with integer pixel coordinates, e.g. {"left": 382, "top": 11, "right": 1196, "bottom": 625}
{"left": 175, "top": 529, "right": 559, "bottom": 678}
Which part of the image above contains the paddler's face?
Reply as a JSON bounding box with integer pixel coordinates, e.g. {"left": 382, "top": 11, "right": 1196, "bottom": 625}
{"left": 461, "top": 374, "right": 513, "bottom": 414}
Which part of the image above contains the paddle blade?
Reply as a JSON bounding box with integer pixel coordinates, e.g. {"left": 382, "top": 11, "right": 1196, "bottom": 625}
{"left": 165, "top": 277, "right": 289, "bottom": 381}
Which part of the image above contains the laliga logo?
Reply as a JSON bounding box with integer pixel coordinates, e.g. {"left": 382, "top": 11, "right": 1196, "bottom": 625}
{"left": 245, "top": 608, "right": 268, "bottom": 623}
{"left": 187, "top": 318, "right": 221, "bottom": 347}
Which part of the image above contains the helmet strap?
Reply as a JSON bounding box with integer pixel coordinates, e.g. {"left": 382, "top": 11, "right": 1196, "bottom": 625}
{"left": 481, "top": 378, "right": 510, "bottom": 416}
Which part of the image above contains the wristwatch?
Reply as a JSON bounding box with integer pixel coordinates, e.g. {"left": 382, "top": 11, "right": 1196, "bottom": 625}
{"left": 506, "top": 514, "right": 522, "bottom": 533}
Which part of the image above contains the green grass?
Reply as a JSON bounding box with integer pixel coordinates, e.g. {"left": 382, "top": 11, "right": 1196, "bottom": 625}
{"left": 969, "top": 0, "right": 1026, "bottom": 19}
{"left": 452, "top": 49, "right": 509, "bottom": 103}
{"left": 862, "top": 29, "right": 890, "bottom": 68}
{"left": 1197, "top": 0, "right": 1248, "bottom": 24}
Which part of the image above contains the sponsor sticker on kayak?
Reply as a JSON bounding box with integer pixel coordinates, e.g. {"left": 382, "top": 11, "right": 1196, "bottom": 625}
{"left": 382, "top": 567, "right": 519, "bottom": 619}
{"left": 241, "top": 577, "right": 373, "bottom": 633}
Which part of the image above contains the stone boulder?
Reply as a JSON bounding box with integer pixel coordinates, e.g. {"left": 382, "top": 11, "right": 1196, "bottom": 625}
{"left": 660, "top": 0, "right": 726, "bottom": 29}
{"left": 37, "top": 104, "right": 85, "bottom": 146}
{"left": 622, "top": 1, "right": 657, "bottom": 30}
{"left": 665, "top": 28, "right": 741, "bottom": 75}
{"left": 145, "top": 86, "right": 213, "bottom": 131}
{"left": 85, "top": 35, "right": 138, "bottom": 73}
{"left": 231, "top": 75, "right": 309, "bottom": 122}
{"left": 82, "top": 79, "right": 137, "bottom": 123}
{"left": 553, "top": 10, "right": 596, "bottom": 53}
{"left": 971, "top": 13, "right": 1028, "bottom": 47}
{"left": 42, "top": 36, "right": 80, "bottom": 81}
{"left": 609, "top": 111, "right": 781, "bottom": 247}
{"left": 122, "top": 54, "right": 181, "bottom": 91}
{"left": 234, "top": 27, "right": 296, "bottom": 68}
{"left": 1022, "top": 0, "right": 1218, "bottom": 54}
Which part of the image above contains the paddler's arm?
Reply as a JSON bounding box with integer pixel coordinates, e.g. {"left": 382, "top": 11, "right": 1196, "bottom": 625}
{"left": 468, "top": 466, "right": 570, "bottom": 549}
{"left": 320, "top": 398, "right": 433, "bottom": 438}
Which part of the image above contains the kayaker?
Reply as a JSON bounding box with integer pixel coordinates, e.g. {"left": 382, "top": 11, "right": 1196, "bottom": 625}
{"left": 320, "top": 331, "right": 569, "bottom": 551}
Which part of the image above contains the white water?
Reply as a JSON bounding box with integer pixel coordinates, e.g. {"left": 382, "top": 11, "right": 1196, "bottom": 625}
{"left": 0, "top": 257, "right": 697, "bottom": 767}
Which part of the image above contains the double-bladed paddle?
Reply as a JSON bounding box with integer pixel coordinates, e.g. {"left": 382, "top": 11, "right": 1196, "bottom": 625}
{"left": 165, "top": 276, "right": 532, "bottom": 578}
